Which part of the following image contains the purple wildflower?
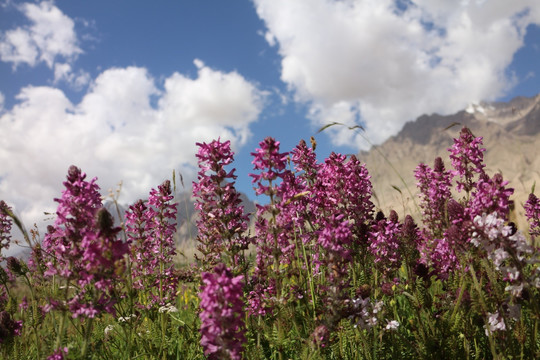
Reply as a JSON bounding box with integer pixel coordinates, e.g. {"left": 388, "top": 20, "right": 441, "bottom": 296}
{"left": 6, "top": 256, "right": 25, "bottom": 277}
{"left": 316, "top": 153, "right": 374, "bottom": 230}
{"left": 0, "top": 310, "right": 22, "bottom": 343}
{"left": 310, "top": 325, "right": 330, "bottom": 348}
{"left": 318, "top": 214, "right": 353, "bottom": 280}
{"left": 250, "top": 137, "right": 289, "bottom": 197}
{"left": 199, "top": 264, "right": 246, "bottom": 360}
{"left": 448, "top": 127, "right": 486, "bottom": 193}
{"left": 19, "top": 296, "right": 28, "bottom": 312}
{"left": 193, "top": 139, "right": 250, "bottom": 273}
{"left": 291, "top": 139, "right": 321, "bottom": 183}
{"left": 42, "top": 166, "right": 128, "bottom": 318}
{"left": 127, "top": 180, "right": 178, "bottom": 308}
{"left": 524, "top": 193, "right": 540, "bottom": 237}
{"left": 400, "top": 215, "right": 421, "bottom": 268}
{"left": 42, "top": 166, "right": 103, "bottom": 279}
{"left": 468, "top": 173, "right": 514, "bottom": 220}
{"left": 414, "top": 157, "right": 452, "bottom": 237}
{"left": 417, "top": 209, "right": 465, "bottom": 280}
{"left": 369, "top": 210, "right": 402, "bottom": 276}
{"left": 47, "top": 347, "right": 68, "bottom": 360}
{"left": 248, "top": 137, "right": 291, "bottom": 314}
{"left": 417, "top": 235, "right": 457, "bottom": 280}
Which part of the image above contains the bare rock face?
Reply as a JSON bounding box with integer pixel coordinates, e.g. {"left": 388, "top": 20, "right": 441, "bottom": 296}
{"left": 359, "top": 94, "right": 540, "bottom": 228}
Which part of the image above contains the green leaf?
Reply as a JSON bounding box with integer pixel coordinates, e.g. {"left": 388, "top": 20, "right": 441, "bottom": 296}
{"left": 316, "top": 122, "right": 344, "bottom": 134}
{"left": 443, "top": 122, "right": 461, "bottom": 131}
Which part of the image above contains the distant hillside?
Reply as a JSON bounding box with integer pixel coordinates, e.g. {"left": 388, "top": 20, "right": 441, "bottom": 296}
{"left": 358, "top": 94, "right": 540, "bottom": 228}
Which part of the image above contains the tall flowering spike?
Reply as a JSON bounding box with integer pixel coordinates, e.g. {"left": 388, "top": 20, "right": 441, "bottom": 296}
{"left": 369, "top": 210, "right": 402, "bottom": 276}
{"left": 126, "top": 199, "right": 149, "bottom": 290}
{"left": 193, "top": 139, "right": 250, "bottom": 273}
{"left": 316, "top": 153, "right": 374, "bottom": 227}
{"left": 414, "top": 157, "right": 452, "bottom": 238}
{"left": 128, "top": 180, "right": 179, "bottom": 308}
{"left": 41, "top": 166, "right": 127, "bottom": 318}
{"left": 317, "top": 214, "right": 353, "bottom": 284}
{"left": 400, "top": 215, "right": 421, "bottom": 269}
{"left": 42, "top": 165, "right": 103, "bottom": 279}
{"left": 199, "top": 264, "right": 246, "bottom": 360}
{"left": 248, "top": 137, "right": 292, "bottom": 314}
{"left": 0, "top": 310, "right": 22, "bottom": 344}
{"left": 468, "top": 173, "right": 514, "bottom": 220}
{"left": 250, "top": 136, "right": 289, "bottom": 196}
{"left": 0, "top": 201, "right": 13, "bottom": 259}
{"left": 448, "top": 126, "right": 486, "bottom": 193}
{"left": 80, "top": 208, "right": 129, "bottom": 294}
{"left": 291, "top": 139, "right": 321, "bottom": 183}
{"left": 417, "top": 234, "right": 458, "bottom": 280}
{"left": 524, "top": 193, "right": 540, "bottom": 237}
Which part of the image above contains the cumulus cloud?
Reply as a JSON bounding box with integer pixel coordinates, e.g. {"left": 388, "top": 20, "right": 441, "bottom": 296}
{"left": 53, "top": 63, "right": 91, "bottom": 89}
{"left": 0, "top": 61, "right": 264, "bottom": 226}
{"left": 0, "top": 1, "right": 82, "bottom": 69}
{"left": 254, "top": 0, "right": 540, "bottom": 148}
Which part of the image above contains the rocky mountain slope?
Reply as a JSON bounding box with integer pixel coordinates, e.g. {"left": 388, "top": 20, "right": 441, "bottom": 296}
{"left": 358, "top": 94, "right": 540, "bottom": 228}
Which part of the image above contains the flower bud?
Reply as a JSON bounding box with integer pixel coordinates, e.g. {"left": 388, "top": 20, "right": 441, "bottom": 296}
{"left": 6, "top": 257, "right": 25, "bottom": 276}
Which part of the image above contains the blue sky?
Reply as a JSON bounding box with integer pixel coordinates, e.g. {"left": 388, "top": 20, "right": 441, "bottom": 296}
{"left": 1, "top": 0, "right": 540, "bottom": 228}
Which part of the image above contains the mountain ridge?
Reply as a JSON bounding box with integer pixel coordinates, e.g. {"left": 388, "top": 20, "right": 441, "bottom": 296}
{"left": 358, "top": 94, "right": 540, "bottom": 228}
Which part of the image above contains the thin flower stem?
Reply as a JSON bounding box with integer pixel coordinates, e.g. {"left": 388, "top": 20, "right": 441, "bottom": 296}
{"left": 22, "top": 273, "right": 41, "bottom": 359}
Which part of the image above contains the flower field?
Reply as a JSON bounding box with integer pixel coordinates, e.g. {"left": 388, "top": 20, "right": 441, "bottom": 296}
{"left": 0, "top": 127, "right": 539, "bottom": 359}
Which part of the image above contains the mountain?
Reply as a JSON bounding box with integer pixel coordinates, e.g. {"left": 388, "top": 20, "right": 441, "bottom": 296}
{"left": 358, "top": 94, "right": 540, "bottom": 228}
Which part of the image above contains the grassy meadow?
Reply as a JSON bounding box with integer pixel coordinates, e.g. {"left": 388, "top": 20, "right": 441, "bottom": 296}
{"left": 0, "top": 126, "right": 539, "bottom": 359}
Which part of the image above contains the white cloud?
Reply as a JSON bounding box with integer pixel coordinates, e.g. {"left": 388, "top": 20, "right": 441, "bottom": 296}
{"left": 53, "top": 63, "right": 90, "bottom": 89}
{"left": 0, "top": 1, "right": 81, "bottom": 69}
{"left": 0, "top": 62, "right": 264, "bottom": 227}
{"left": 253, "top": 0, "right": 540, "bottom": 148}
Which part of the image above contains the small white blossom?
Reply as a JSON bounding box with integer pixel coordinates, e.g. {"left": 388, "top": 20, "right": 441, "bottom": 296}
{"left": 372, "top": 301, "right": 383, "bottom": 314}
{"left": 484, "top": 312, "right": 506, "bottom": 336}
{"left": 385, "top": 320, "right": 400, "bottom": 331}
{"left": 505, "top": 283, "right": 523, "bottom": 297}
{"left": 104, "top": 325, "right": 115, "bottom": 335}
{"left": 504, "top": 266, "right": 520, "bottom": 282}
{"left": 158, "top": 303, "right": 178, "bottom": 314}
{"left": 490, "top": 248, "right": 509, "bottom": 269}
{"left": 118, "top": 314, "right": 137, "bottom": 322}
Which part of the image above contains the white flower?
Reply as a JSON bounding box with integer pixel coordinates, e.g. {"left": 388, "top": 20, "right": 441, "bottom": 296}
{"left": 532, "top": 276, "right": 540, "bottom": 289}
{"left": 367, "top": 316, "right": 378, "bottom": 327}
{"left": 484, "top": 312, "right": 506, "bottom": 336}
{"left": 505, "top": 283, "right": 523, "bottom": 297}
{"left": 490, "top": 248, "right": 509, "bottom": 268}
{"left": 504, "top": 266, "right": 520, "bottom": 282}
{"left": 104, "top": 325, "right": 115, "bottom": 335}
{"left": 372, "top": 301, "right": 383, "bottom": 313}
{"left": 118, "top": 314, "right": 137, "bottom": 322}
{"left": 385, "top": 320, "right": 400, "bottom": 331}
{"left": 158, "top": 303, "right": 178, "bottom": 314}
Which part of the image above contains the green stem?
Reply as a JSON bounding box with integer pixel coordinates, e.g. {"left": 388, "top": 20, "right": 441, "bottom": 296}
{"left": 23, "top": 274, "right": 41, "bottom": 359}
{"left": 81, "top": 317, "right": 95, "bottom": 358}
{"left": 55, "top": 281, "right": 71, "bottom": 350}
